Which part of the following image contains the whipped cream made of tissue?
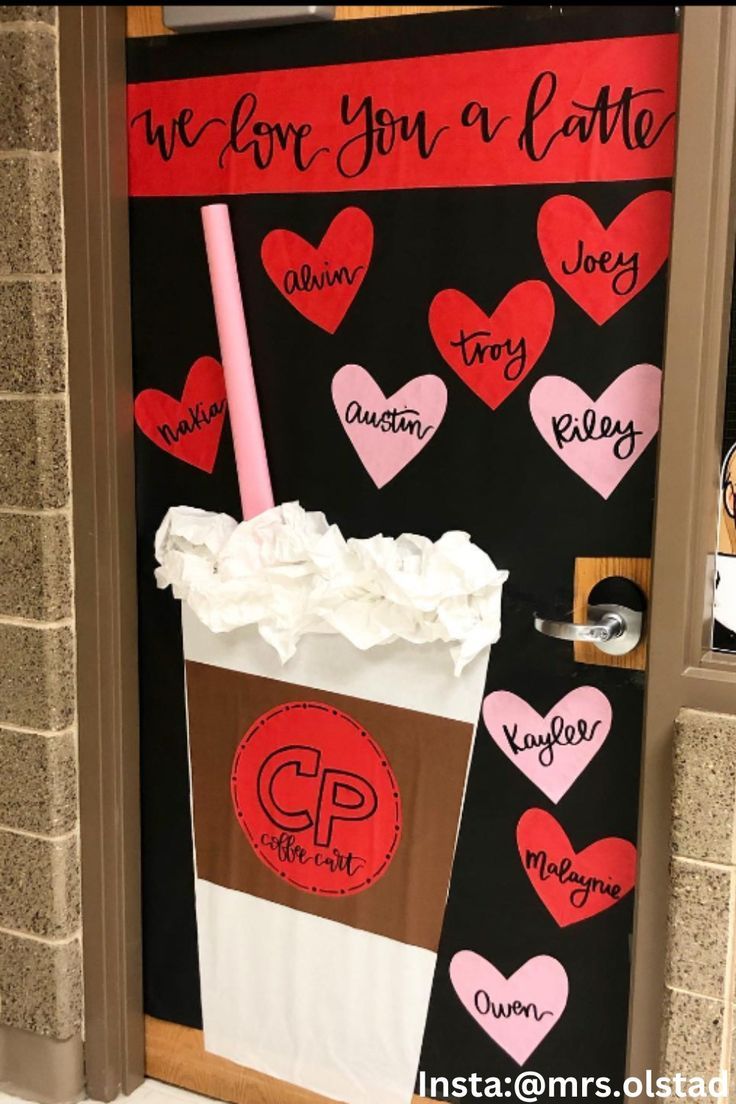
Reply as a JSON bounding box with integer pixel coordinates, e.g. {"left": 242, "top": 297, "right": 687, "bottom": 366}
{"left": 154, "top": 502, "right": 508, "bottom": 674}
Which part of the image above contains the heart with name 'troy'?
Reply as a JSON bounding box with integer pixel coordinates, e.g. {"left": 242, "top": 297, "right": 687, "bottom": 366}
{"left": 429, "top": 280, "right": 555, "bottom": 410}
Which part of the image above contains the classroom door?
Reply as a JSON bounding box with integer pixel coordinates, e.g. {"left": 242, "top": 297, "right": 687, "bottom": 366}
{"left": 126, "top": 6, "right": 678, "bottom": 1102}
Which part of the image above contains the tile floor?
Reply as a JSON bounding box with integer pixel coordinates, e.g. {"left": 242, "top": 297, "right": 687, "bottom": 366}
{"left": 0, "top": 1078, "right": 209, "bottom": 1104}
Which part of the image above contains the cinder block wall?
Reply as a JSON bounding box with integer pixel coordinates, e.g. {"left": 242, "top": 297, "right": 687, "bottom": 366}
{"left": 0, "top": 6, "right": 83, "bottom": 1101}
{"left": 661, "top": 709, "right": 736, "bottom": 1095}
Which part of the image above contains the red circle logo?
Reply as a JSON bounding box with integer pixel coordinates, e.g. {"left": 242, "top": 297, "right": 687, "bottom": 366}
{"left": 231, "top": 701, "right": 401, "bottom": 896}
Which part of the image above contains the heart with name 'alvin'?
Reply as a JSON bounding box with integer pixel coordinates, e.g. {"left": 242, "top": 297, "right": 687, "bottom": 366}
{"left": 261, "top": 207, "right": 373, "bottom": 333}
{"left": 428, "top": 280, "right": 554, "bottom": 410}
{"left": 450, "top": 951, "right": 568, "bottom": 1066}
{"left": 517, "top": 808, "right": 637, "bottom": 927}
{"left": 483, "top": 687, "right": 612, "bottom": 803}
{"left": 537, "top": 191, "right": 672, "bottom": 325}
{"left": 134, "top": 355, "right": 227, "bottom": 473}
{"left": 332, "top": 363, "right": 447, "bottom": 488}
{"left": 528, "top": 363, "right": 662, "bottom": 499}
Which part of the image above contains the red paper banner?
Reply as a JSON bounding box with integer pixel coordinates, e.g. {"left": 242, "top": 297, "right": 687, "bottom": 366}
{"left": 128, "top": 33, "right": 679, "bottom": 197}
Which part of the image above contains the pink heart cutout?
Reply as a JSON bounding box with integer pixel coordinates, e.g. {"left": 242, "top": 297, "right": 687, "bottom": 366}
{"left": 483, "top": 688, "right": 612, "bottom": 804}
{"left": 529, "top": 363, "right": 661, "bottom": 499}
{"left": 450, "top": 952, "right": 568, "bottom": 1066}
{"left": 332, "top": 364, "right": 447, "bottom": 488}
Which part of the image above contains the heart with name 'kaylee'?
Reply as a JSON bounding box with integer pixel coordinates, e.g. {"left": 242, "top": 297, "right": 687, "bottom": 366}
{"left": 134, "top": 355, "right": 226, "bottom": 472}
{"left": 332, "top": 364, "right": 447, "bottom": 488}
{"left": 450, "top": 951, "right": 568, "bottom": 1066}
{"left": 261, "top": 206, "right": 373, "bottom": 333}
{"left": 537, "top": 191, "right": 672, "bottom": 325}
{"left": 428, "top": 280, "right": 555, "bottom": 410}
{"left": 529, "top": 363, "right": 662, "bottom": 500}
{"left": 483, "top": 687, "right": 612, "bottom": 804}
{"left": 517, "top": 808, "right": 637, "bottom": 927}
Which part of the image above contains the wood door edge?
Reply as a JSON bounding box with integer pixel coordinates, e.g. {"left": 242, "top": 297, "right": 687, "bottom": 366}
{"left": 145, "top": 1015, "right": 430, "bottom": 1104}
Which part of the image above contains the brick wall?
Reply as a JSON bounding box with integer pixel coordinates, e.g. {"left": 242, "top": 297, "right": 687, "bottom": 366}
{"left": 661, "top": 709, "right": 736, "bottom": 1096}
{"left": 0, "top": 3, "right": 82, "bottom": 1090}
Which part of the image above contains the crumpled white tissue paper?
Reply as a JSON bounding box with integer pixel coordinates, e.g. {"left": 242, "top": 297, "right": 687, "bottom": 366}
{"left": 154, "top": 502, "right": 509, "bottom": 675}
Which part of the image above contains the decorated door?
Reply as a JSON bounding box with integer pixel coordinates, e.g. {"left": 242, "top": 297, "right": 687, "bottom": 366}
{"left": 128, "top": 7, "right": 678, "bottom": 1102}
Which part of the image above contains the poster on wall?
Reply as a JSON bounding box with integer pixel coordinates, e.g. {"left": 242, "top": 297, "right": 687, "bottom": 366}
{"left": 127, "top": 7, "right": 678, "bottom": 1103}
{"left": 713, "top": 293, "right": 736, "bottom": 651}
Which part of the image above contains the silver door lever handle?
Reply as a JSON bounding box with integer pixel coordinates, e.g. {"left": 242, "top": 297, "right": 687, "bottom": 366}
{"left": 533, "top": 611, "right": 627, "bottom": 644}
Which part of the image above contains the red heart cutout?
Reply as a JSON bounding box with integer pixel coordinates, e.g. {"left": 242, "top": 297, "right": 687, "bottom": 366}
{"left": 537, "top": 191, "right": 672, "bottom": 325}
{"left": 517, "top": 808, "right": 637, "bottom": 927}
{"left": 134, "top": 356, "right": 227, "bottom": 473}
{"left": 261, "top": 207, "right": 373, "bottom": 333}
{"left": 429, "top": 280, "right": 554, "bottom": 410}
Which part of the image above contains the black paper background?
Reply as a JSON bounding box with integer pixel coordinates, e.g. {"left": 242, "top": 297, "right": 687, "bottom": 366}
{"left": 128, "top": 6, "right": 675, "bottom": 1096}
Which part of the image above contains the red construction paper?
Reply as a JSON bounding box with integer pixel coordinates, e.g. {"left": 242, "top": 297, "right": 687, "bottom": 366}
{"left": 128, "top": 34, "right": 679, "bottom": 197}
{"left": 537, "top": 191, "right": 672, "bottom": 324}
{"left": 261, "top": 206, "right": 373, "bottom": 332}
{"left": 231, "top": 701, "right": 402, "bottom": 897}
{"left": 516, "top": 807, "right": 637, "bottom": 927}
{"left": 134, "top": 355, "right": 226, "bottom": 472}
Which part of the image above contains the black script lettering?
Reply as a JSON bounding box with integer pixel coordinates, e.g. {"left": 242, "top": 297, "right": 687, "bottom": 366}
{"left": 283, "top": 262, "right": 366, "bottom": 295}
{"left": 519, "top": 70, "right": 676, "bottom": 163}
{"left": 337, "top": 94, "right": 449, "bottom": 179}
{"left": 260, "top": 831, "right": 310, "bottom": 866}
{"left": 460, "top": 100, "right": 510, "bottom": 143}
{"left": 474, "top": 990, "right": 553, "bottom": 1022}
{"left": 217, "top": 92, "right": 328, "bottom": 172}
{"left": 561, "top": 240, "right": 640, "bottom": 296}
{"left": 449, "top": 328, "right": 527, "bottom": 381}
{"left": 157, "top": 399, "right": 226, "bottom": 446}
{"left": 525, "top": 848, "right": 622, "bottom": 909}
{"left": 551, "top": 408, "right": 642, "bottom": 461}
{"left": 313, "top": 848, "right": 367, "bottom": 878}
{"left": 503, "top": 715, "right": 601, "bottom": 768}
{"left": 259, "top": 833, "right": 367, "bottom": 879}
{"left": 345, "top": 401, "right": 435, "bottom": 440}
{"left": 130, "top": 106, "right": 225, "bottom": 163}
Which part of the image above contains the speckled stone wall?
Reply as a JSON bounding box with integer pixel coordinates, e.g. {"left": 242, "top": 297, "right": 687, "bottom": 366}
{"left": 661, "top": 708, "right": 736, "bottom": 1093}
{"left": 0, "top": 2, "right": 83, "bottom": 1089}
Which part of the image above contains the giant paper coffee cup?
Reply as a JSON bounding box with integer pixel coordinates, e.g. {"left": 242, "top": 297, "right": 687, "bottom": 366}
{"left": 183, "top": 603, "right": 489, "bottom": 1104}
{"left": 155, "top": 503, "right": 506, "bottom": 1104}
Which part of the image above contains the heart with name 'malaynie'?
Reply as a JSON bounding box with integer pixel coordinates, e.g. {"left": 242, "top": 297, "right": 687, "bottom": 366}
{"left": 517, "top": 808, "right": 637, "bottom": 927}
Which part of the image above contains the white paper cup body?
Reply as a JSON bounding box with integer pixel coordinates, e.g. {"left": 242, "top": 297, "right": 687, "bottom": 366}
{"left": 182, "top": 603, "right": 489, "bottom": 1104}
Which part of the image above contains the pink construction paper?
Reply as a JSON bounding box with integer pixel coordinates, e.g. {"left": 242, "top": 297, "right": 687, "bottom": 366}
{"left": 202, "top": 204, "right": 274, "bottom": 519}
{"left": 450, "top": 951, "right": 568, "bottom": 1066}
{"left": 483, "top": 687, "right": 612, "bottom": 803}
{"left": 332, "top": 364, "right": 447, "bottom": 488}
{"left": 528, "top": 363, "right": 662, "bottom": 500}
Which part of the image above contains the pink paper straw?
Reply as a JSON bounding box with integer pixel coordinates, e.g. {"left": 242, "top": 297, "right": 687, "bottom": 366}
{"left": 202, "top": 204, "right": 274, "bottom": 520}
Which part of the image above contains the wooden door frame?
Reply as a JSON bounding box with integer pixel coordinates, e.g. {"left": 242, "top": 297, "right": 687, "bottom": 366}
{"left": 61, "top": 4, "right": 736, "bottom": 1098}
{"left": 628, "top": 4, "right": 736, "bottom": 1083}
{"left": 59, "top": 6, "right": 144, "bottom": 1100}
